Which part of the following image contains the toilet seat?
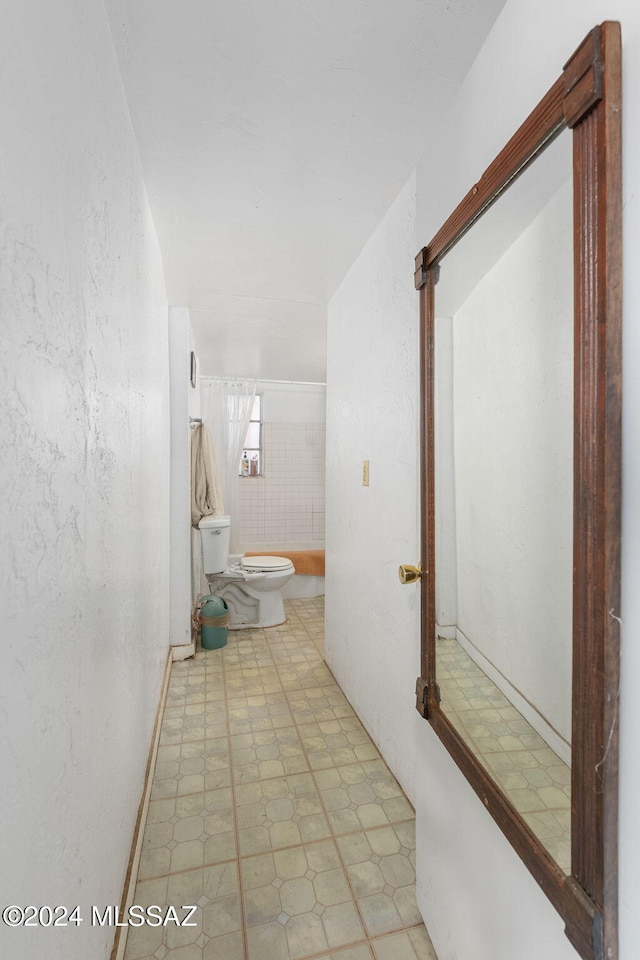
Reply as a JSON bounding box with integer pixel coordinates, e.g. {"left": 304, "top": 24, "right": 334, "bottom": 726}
{"left": 241, "top": 555, "right": 295, "bottom": 574}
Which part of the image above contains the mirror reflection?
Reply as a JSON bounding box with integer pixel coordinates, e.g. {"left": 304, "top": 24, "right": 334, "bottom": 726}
{"left": 434, "top": 131, "right": 574, "bottom": 872}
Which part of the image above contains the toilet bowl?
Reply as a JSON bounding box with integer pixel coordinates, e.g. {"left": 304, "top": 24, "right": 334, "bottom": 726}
{"left": 209, "top": 556, "right": 295, "bottom": 629}
{"left": 198, "top": 515, "right": 295, "bottom": 628}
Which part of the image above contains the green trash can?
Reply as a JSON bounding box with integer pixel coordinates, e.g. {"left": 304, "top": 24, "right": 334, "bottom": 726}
{"left": 197, "top": 595, "right": 229, "bottom": 650}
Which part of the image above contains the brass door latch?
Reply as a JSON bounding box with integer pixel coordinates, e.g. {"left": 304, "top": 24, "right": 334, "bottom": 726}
{"left": 398, "top": 564, "right": 422, "bottom": 584}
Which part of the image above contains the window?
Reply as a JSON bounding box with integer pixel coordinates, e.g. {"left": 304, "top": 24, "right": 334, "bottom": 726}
{"left": 239, "top": 395, "right": 263, "bottom": 477}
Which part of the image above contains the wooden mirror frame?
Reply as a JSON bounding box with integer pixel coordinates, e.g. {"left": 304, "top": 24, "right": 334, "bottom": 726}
{"left": 413, "top": 23, "right": 621, "bottom": 960}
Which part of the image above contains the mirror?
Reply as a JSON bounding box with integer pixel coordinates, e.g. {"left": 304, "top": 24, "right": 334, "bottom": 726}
{"left": 414, "top": 23, "right": 621, "bottom": 960}
{"left": 435, "top": 131, "right": 574, "bottom": 873}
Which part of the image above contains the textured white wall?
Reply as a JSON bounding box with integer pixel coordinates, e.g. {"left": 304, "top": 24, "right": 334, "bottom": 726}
{"left": 414, "top": 3, "right": 640, "bottom": 959}
{"left": 0, "top": 3, "right": 170, "bottom": 958}
{"left": 325, "top": 173, "right": 420, "bottom": 803}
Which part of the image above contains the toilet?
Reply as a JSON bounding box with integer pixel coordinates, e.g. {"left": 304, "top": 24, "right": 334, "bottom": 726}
{"left": 198, "top": 514, "right": 295, "bottom": 629}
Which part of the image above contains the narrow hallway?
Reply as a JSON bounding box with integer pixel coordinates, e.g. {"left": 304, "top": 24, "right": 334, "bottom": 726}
{"left": 124, "top": 600, "right": 437, "bottom": 960}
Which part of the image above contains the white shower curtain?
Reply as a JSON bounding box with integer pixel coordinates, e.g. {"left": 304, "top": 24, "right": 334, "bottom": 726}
{"left": 201, "top": 377, "right": 257, "bottom": 554}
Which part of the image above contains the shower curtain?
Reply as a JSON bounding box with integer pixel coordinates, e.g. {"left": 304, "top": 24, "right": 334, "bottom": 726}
{"left": 201, "top": 377, "right": 257, "bottom": 554}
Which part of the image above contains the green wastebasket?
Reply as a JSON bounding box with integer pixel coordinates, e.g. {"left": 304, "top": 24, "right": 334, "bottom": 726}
{"left": 196, "top": 595, "right": 229, "bottom": 650}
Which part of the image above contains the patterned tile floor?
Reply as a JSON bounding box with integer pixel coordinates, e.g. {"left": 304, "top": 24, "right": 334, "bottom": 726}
{"left": 437, "top": 637, "right": 571, "bottom": 873}
{"left": 124, "top": 598, "right": 438, "bottom": 960}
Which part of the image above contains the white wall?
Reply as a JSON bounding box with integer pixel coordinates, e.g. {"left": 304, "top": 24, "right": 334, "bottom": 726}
{"left": 414, "top": 4, "right": 640, "bottom": 959}
{"left": 325, "top": 173, "right": 420, "bottom": 804}
{"left": 237, "top": 382, "right": 326, "bottom": 551}
{"left": 434, "top": 315, "right": 458, "bottom": 635}
{"left": 169, "top": 306, "right": 200, "bottom": 652}
{"left": 256, "top": 380, "right": 326, "bottom": 423}
{"left": 0, "top": 4, "right": 170, "bottom": 958}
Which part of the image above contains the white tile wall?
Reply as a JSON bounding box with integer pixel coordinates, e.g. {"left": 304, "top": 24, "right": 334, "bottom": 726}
{"left": 237, "top": 421, "right": 325, "bottom": 546}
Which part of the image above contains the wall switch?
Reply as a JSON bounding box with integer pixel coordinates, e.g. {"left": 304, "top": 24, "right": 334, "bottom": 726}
{"left": 362, "top": 460, "right": 370, "bottom": 486}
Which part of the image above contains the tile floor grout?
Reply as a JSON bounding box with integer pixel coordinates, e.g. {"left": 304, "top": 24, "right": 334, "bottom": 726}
{"left": 222, "top": 620, "right": 381, "bottom": 960}
{"left": 125, "top": 598, "right": 438, "bottom": 960}
{"left": 266, "top": 649, "right": 411, "bottom": 946}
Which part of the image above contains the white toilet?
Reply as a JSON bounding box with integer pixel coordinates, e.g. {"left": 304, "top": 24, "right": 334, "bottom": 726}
{"left": 198, "top": 514, "right": 295, "bottom": 629}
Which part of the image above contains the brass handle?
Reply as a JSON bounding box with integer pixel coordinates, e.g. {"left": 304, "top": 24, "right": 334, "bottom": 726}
{"left": 399, "top": 564, "right": 422, "bottom": 584}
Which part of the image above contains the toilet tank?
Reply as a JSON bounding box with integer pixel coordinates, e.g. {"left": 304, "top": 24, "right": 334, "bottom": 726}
{"left": 198, "top": 514, "right": 231, "bottom": 574}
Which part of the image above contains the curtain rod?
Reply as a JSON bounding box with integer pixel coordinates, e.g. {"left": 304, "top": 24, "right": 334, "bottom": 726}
{"left": 199, "top": 376, "right": 326, "bottom": 387}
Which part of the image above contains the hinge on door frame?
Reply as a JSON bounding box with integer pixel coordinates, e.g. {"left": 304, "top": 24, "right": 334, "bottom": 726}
{"left": 415, "top": 677, "right": 429, "bottom": 717}
{"left": 414, "top": 250, "right": 440, "bottom": 290}
{"left": 415, "top": 676, "right": 441, "bottom": 719}
{"left": 414, "top": 249, "right": 428, "bottom": 290}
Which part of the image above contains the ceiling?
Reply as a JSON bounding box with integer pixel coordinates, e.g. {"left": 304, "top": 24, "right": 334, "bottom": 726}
{"left": 105, "top": 0, "right": 506, "bottom": 381}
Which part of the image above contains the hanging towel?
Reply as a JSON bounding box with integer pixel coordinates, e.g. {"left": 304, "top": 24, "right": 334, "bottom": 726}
{"left": 191, "top": 423, "right": 224, "bottom": 525}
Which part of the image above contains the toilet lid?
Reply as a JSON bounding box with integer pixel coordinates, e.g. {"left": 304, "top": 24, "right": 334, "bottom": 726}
{"left": 241, "top": 555, "right": 295, "bottom": 573}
